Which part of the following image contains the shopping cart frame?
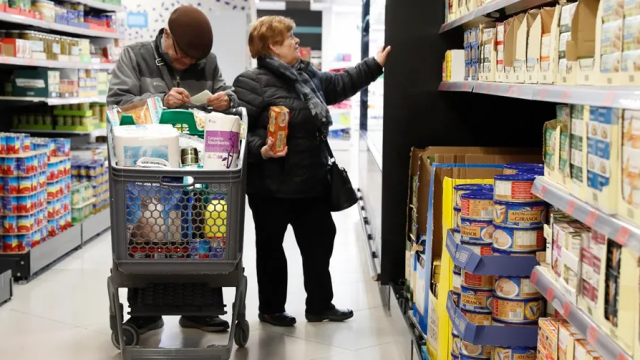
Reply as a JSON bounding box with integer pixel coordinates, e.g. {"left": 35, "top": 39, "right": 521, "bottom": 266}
{"left": 106, "top": 112, "right": 249, "bottom": 360}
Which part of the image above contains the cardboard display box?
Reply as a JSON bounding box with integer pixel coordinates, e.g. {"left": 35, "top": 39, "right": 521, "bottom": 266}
{"left": 408, "top": 147, "right": 540, "bottom": 360}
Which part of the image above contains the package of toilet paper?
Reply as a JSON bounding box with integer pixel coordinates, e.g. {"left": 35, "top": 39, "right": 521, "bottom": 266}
{"left": 203, "top": 112, "right": 241, "bottom": 170}
{"left": 113, "top": 124, "right": 181, "bottom": 168}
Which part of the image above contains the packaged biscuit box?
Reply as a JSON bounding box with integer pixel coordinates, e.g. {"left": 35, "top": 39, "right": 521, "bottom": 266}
{"left": 267, "top": 106, "right": 290, "bottom": 155}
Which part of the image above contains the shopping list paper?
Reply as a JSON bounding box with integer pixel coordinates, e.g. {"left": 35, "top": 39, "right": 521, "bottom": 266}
{"left": 191, "top": 90, "right": 213, "bottom": 105}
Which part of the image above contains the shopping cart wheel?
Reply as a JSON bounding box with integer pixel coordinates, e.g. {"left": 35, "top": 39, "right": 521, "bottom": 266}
{"left": 234, "top": 319, "right": 250, "bottom": 348}
{"left": 111, "top": 324, "right": 139, "bottom": 350}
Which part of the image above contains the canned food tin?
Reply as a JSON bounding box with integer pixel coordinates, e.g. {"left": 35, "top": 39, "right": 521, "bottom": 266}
{"left": 460, "top": 218, "right": 494, "bottom": 242}
{"left": 3, "top": 216, "right": 16, "bottom": 233}
{"left": 453, "top": 272, "right": 461, "bottom": 292}
{"left": 461, "top": 341, "right": 493, "bottom": 358}
{"left": 452, "top": 331, "right": 461, "bottom": 355}
{"left": 494, "top": 276, "right": 541, "bottom": 299}
{"left": 2, "top": 235, "right": 17, "bottom": 252}
{"left": 492, "top": 296, "right": 544, "bottom": 323}
{"left": 454, "top": 184, "right": 494, "bottom": 208}
{"left": 462, "top": 269, "right": 494, "bottom": 289}
{"left": 460, "top": 308, "right": 492, "bottom": 325}
{"left": 17, "top": 233, "right": 31, "bottom": 251}
{"left": 491, "top": 247, "right": 539, "bottom": 257}
{"left": 452, "top": 290, "right": 461, "bottom": 307}
{"left": 492, "top": 225, "right": 544, "bottom": 251}
{"left": 460, "top": 285, "right": 493, "bottom": 312}
{"left": 0, "top": 135, "right": 6, "bottom": 155}
{"left": 17, "top": 215, "right": 33, "bottom": 233}
{"left": 5, "top": 134, "right": 18, "bottom": 154}
{"left": 461, "top": 191, "right": 494, "bottom": 220}
{"left": 493, "top": 346, "right": 536, "bottom": 360}
{"left": 493, "top": 200, "right": 546, "bottom": 227}
{"left": 494, "top": 174, "right": 539, "bottom": 202}
{"left": 18, "top": 177, "right": 31, "bottom": 195}
{"left": 461, "top": 240, "right": 493, "bottom": 256}
{"left": 503, "top": 163, "right": 544, "bottom": 176}
{"left": 3, "top": 197, "right": 16, "bottom": 215}
{"left": 17, "top": 195, "right": 29, "bottom": 214}
{"left": 4, "top": 177, "right": 20, "bottom": 195}
{"left": 4, "top": 157, "right": 15, "bottom": 176}
{"left": 454, "top": 206, "right": 462, "bottom": 229}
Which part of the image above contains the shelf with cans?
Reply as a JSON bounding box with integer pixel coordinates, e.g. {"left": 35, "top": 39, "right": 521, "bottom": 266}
{"left": 446, "top": 164, "right": 546, "bottom": 360}
{"left": 12, "top": 102, "right": 109, "bottom": 135}
{"left": 0, "top": 134, "right": 72, "bottom": 253}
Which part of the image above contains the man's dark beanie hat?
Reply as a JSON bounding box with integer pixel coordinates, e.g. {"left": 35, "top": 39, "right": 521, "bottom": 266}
{"left": 168, "top": 6, "right": 213, "bottom": 60}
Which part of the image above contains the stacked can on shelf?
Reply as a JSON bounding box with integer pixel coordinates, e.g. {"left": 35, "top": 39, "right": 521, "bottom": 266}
{"left": 0, "top": 133, "right": 50, "bottom": 253}
{"left": 452, "top": 183, "right": 495, "bottom": 360}
{"left": 71, "top": 159, "right": 109, "bottom": 213}
{"left": 491, "top": 166, "right": 546, "bottom": 328}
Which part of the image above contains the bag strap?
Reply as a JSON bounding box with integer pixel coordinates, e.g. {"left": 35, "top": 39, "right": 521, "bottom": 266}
{"left": 150, "top": 41, "right": 176, "bottom": 89}
{"left": 321, "top": 137, "right": 336, "bottom": 162}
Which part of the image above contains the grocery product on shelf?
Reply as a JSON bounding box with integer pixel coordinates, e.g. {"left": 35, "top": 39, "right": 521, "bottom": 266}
{"left": 71, "top": 158, "right": 108, "bottom": 214}
{"left": 0, "top": 135, "right": 72, "bottom": 253}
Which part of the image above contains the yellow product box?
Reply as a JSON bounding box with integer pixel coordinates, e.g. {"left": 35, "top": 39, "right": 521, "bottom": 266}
{"left": 585, "top": 107, "right": 620, "bottom": 214}
{"left": 619, "top": 109, "right": 640, "bottom": 226}
{"left": 538, "top": 318, "right": 564, "bottom": 360}
{"left": 558, "top": 323, "right": 584, "bottom": 360}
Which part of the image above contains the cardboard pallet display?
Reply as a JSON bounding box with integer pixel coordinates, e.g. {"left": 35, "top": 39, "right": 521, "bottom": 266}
{"left": 568, "top": 0, "right": 599, "bottom": 85}
{"left": 408, "top": 147, "right": 539, "bottom": 360}
{"left": 525, "top": 9, "right": 543, "bottom": 84}
{"left": 539, "top": 6, "right": 562, "bottom": 84}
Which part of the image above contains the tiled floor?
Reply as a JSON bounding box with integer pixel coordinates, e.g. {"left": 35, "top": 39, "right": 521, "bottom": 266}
{"left": 0, "top": 144, "right": 405, "bottom": 360}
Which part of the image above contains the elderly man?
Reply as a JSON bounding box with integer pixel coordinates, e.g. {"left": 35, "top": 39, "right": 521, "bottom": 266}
{"left": 108, "top": 5, "right": 236, "bottom": 110}
{"left": 107, "top": 6, "right": 234, "bottom": 334}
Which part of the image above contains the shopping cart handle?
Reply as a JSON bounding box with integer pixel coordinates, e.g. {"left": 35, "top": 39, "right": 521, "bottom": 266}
{"left": 177, "top": 104, "right": 244, "bottom": 117}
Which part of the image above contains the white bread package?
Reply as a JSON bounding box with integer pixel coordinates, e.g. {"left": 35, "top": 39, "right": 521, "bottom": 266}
{"left": 203, "top": 112, "right": 241, "bottom": 170}
{"left": 113, "top": 124, "right": 180, "bottom": 168}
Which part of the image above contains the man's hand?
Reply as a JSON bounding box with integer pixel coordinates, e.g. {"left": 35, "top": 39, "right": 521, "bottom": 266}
{"left": 164, "top": 88, "right": 191, "bottom": 108}
{"left": 261, "top": 138, "right": 287, "bottom": 159}
{"left": 375, "top": 46, "right": 392, "bottom": 67}
{"left": 207, "top": 92, "right": 231, "bottom": 110}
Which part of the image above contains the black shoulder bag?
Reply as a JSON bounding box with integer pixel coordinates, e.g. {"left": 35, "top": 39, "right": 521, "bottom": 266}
{"left": 322, "top": 138, "right": 358, "bottom": 212}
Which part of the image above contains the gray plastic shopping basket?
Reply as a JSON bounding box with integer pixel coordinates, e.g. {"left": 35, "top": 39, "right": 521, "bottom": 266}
{"left": 106, "top": 109, "right": 249, "bottom": 360}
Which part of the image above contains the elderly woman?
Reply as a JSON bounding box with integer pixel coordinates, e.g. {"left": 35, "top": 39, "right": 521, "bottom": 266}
{"left": 233, "top": 16, "right": 390, "bottom": 327}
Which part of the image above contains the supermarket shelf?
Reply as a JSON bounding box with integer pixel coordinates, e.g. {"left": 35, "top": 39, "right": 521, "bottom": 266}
{"left": 531, "top": 266, "right": 633, "bottom": 360}
{"left": 0, "top": 12, "right": 124, "bottom": 39}
{"left": 532, "top": 177, "right": 640, "bottom": 255}
{"left": 0, "top": 96, "right": 106, "bottom": 105}
{"left": 0, "top": 224, "right": 82, "bottom": 282}
{"left": 0, "top": 56, "right": 115, "bottom": 70}
{"left": 81, "top": 208, "right": 110, "bottom": 245}
{"left": 71, "top": 0, "right": 125, "bottom": 12}
{"left": 439, "top": 81, "right": 640, "bottom": 109}
{"left": 0, "top": 269, "right": 11, "bottom": 306}
{"left": 12, "top": 128, "right": 105, "bottom": 136}
{"left": 439, "top": 0, "right": 553, "bottom": 33}
{"left": 407, "top": 312, "right": 427, "bottom": 343}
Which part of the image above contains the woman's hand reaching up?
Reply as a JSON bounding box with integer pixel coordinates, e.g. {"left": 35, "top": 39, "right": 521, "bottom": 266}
{"left": 376, "top": 46, "right": 392, "bottom": 67}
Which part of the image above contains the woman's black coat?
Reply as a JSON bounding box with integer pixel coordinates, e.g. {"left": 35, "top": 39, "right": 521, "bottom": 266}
{"left": 233, "top": 57, "right": 384, "bottom": 199}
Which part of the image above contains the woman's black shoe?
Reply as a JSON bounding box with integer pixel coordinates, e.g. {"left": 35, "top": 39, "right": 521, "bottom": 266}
{"left": 305, "top": 308, "right": 354, "bottom": 322}
{"left": 258, "top": 312, "right": 297, "bottom": 327}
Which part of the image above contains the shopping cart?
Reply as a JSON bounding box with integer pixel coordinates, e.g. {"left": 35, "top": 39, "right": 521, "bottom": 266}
{"left": 106, "top": 107, "right": 249, "bottom": 360}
